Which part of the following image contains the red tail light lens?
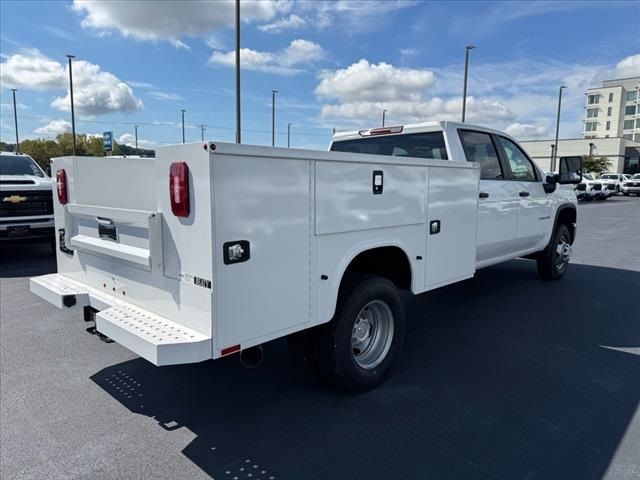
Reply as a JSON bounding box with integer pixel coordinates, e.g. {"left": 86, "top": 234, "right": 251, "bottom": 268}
{"left": 56, "top": 169, "right": 68, "bottom": 205}
{"left": 169, "top": 162, "right": 190, "bottom": 217}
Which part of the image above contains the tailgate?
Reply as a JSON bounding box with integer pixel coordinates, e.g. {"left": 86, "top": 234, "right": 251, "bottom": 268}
{"left": 41, "top": 146, "right": 214, "bottom": 360}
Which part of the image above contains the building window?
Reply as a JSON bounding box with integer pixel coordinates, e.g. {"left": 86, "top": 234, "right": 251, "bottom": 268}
{"left": 625, "top": 105, "right": 637, "bottom": 115}
{"left": 609, "top": 92, "right": 614, "bottom": 102}
{"left": 636, "top": 119, "right": 640, "bottom": 128}
{"left": 588, "top": 94, "right": 600, "bottom": 105}
{"left": 607, "top": 107, "right": 612, "bottom": 116}
{"left": 606, "top": 121, "right": 611, "bottom": 131}
{"left": 624, "top": 120, "right": 635, "bottom": 129}
{"left": 635, "top": 133, "right": 640, "bottom": 143}
{"left": 626, "top": 90, "right": 638, "bottom": 102}
{"left": 585, "top": 135, "right": 596, "bottom": 139}
{"left": 605, "top": 135, "right": 610, "bottom": 138}
{"left": 623, "top": 134, "right": 633, "bottom": 140}
{"left": 585, "top": 122, "right": 597, "bottom": 132}
{"left": 587, "top": 108, "right": 598, "bottom": 118}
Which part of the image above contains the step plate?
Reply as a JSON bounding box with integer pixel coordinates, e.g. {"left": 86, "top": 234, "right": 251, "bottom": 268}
{"left": 96, "top": 305, "right": 212, "bottom": 366}
{"left": 30, "top": 274, "right": 90, "bottom": 309}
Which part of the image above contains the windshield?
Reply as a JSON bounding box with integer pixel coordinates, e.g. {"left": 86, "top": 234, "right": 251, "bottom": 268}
{"left": 330, "top": 132, "right": 449, "bottom": 160}
{"left": 600, "top": 174, "right": 618, "bottom": 179}
{"left": 0, "top": 155, "right": 45, "bottom": 177}
{"left": 633, "top": 174, "right": 640, "bottom": 179}
{"left": 583, "top": 173, "right": 594, "bottom": 180}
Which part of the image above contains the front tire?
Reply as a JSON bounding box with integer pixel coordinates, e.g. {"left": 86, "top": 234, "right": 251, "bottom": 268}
{"left": 537, "top": 224, "right": 572, "bottom": 281}
{"left": 314, "top": 275, "right": 406, "bottom": 392}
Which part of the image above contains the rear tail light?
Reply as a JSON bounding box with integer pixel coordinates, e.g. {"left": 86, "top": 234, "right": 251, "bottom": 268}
{"left": 169, "top": 162, "right": 190, "bottom": 217}
{"left": 56, "top": 169, "right": 68, "bottom": 205}
{"left": 360, "top": 126, "right": 404, "bottom": 136}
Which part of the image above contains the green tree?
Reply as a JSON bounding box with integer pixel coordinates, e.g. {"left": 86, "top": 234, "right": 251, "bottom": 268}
{"left": 582, "top": 155, "right": 611, "bottom": 176}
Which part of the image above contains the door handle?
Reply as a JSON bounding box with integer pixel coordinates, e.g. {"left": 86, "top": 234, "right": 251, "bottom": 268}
{"left": 519, "top": 191, "right": 530, "bottom": 197}
{"left": 479, "top": 192, "right": 489, "bottom": 199}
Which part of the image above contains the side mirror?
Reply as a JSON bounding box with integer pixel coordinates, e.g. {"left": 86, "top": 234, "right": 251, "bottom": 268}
{"left": 558, "top": 156, "right": 582, "bottom": 184}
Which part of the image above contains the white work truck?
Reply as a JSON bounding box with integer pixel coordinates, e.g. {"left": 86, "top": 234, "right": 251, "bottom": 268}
{"left": 30, "top": 121, "right": 581, "bottom": 391}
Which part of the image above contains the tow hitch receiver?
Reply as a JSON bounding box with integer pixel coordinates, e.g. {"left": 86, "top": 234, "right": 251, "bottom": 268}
{"left": 84, "top": 306, "right": 113, "bottom": 343}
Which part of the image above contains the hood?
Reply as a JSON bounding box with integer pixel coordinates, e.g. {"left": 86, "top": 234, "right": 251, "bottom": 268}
{"left": 0, "top": 174, "right": 54, "bottom": 190}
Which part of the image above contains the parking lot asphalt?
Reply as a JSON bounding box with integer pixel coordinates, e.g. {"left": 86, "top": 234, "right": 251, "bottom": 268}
{"left": 1, "top": 196, "right": 639, "bottom": 480}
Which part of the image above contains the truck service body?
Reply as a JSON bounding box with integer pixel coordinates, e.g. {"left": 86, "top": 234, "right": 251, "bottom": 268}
{"left": 30, "top": 121, "right": 580, "bottom": 390}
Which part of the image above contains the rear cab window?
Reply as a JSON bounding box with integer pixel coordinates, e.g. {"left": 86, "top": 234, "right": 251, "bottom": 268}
{"left": 330, "top": 132, "right": 448, "bottom": 160}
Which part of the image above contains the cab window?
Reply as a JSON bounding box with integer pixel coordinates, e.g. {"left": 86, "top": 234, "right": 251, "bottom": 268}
{"left": 330, "top": 132, "right": 448, "bottom": 160}
{"left": 496, "top": 136, "right": 538, "bottom": 182}
{"left": 458, "top": 130, "right": 503, "bottom": 180}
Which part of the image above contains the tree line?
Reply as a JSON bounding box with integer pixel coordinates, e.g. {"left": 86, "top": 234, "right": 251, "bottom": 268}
{"left": 1, "top": 133, "right": 155, "bottom": 173}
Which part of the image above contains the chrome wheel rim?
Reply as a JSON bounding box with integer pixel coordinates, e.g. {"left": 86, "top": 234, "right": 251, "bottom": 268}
{"left": 555, "top": 234, "right": 572, "bottom": 271}
{"left": 351, "top": 300, "right": 394, "bottom": 370}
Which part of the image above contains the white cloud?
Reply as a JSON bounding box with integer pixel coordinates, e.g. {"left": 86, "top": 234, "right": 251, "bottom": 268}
{"left": 259, "top": 14, "right": 307, "bottom": 33}
{"left": 315, "top": 60, "right": 435, "bottom": 102}
{"left": 118, "top": 133, "right": 156, "bottom": 149}
{"left": 299, "top": 0, "right": 417, "bottom": 31}
{"left": 34, "top": 119, "right": 72, "bottom": 135}
{"left": 148, "top": 91, "right": 185, "bottom": 101}
{"left": 0, "top": 51, "right": 143, "bottom": 116}
{"left": 210, "top": 39, "right": 325, "bottom": 75}
{"left": 505, "top": 123, "right": 549, "bottom": 140}
{"left": 126, "top": 80, "right": 155, "bottom": 89}
{"left": 610, "top": 54, "right": 640, "bottom": 78}
{"left": 72, "top": 0, "right": 290, "bottom": 46}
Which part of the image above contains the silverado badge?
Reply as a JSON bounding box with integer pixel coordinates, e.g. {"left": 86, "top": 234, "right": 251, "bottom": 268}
{"left": 3, "top": 195, "right": 28, "bottom": 204}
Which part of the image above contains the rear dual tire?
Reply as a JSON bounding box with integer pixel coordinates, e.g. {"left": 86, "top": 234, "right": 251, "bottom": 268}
{"left": 311, "top": 275, "right": 406, "bottom": 392}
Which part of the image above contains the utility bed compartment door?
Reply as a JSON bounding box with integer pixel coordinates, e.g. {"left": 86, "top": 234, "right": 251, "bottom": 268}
{"left": 315, "top": 161, "right": 425, "bottom": 235}
{"left": 424, "top": 165, "right": 479, "bottom": 288}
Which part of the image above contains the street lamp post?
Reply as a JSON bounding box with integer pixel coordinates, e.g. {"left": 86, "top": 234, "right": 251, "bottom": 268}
{"left": 271, "top": 90, "right": 278, "bottom": 147}
{"left": 588, "top": 142, "right": 595, "bottom": 157}
{"left": 461, "top": 45, "right": 475, "bottom": 123}
{"left": 287, "top": 123, "right": 291, "bottom": 148}
{"left": 11, "top": 89, "right": 19, "bottom": 153}
{"left": 181, "top": 109, "right": 186, "bottom": 144}
{"left": 551, "top": 85, "right": 567, "bottom": 172}
{"left": 134, "top": 125, "right": 138, "bottom": 154}
{"left": 66, "top": 55, "right": 76, "bottom": 155}
{"left": 235, "top": 0, "right": 241, "bottom": 144}
{"left": 382, "top": 109, "right": 387, "bottom": 127}
{"left": 200, "top": 124, "right": 206, "bottom": 141}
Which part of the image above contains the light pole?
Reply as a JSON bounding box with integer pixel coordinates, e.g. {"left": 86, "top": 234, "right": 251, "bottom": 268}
{"left": 181, "top": 109, "right": 186, "bottom": 144}
{"left": 588, "top": 142, "right": 595, "bottom": 157}
{"left": 551, "top": 85, "right": 567, "bottom": 172}
{"left": 200, "top": 124, "right": 206, "bottom": 141}
{"left": 382, "top": 109, "right": 387, "bottom": 127}
{"left": 461, "top": 45, "right": 475, "bottom": 123}
{"left": 66, "top": 54, "right": 76, "bottom": 155}
{"left": 271, "top": 90, "right": 278, "bottom": 147}
{"left": 235, "top": 0, "right": 241, "bottom": 144}
{"left": 134, "top": 125, "right": 138, "bottom": 154}
{"left": 11, "top": 89, "right": 19, "bottom": 153}
{"left": 287, "top": 123, "right": 291, "bottom": 148}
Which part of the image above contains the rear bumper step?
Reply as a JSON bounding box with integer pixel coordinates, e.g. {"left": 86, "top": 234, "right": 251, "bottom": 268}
{"left": 30, "top": 274, "right": 212, "bottom": 366}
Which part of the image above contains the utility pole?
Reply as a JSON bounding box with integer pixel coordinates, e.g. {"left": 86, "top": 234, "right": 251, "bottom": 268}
{"left": 235, "top": 0, "right": 241, "bottom": 144}
{"left": 181, "top": 109, "right": 186, "bottom": 144}
{"left": 11, "top": 89, "right": 19, "bottom": 153}
{"left": 461, "top": 45, "right": 475, "bottom": 123}
{"left": 200, "top": 124, "right": 206, "bottom": 141}
{"left": 134, "top": 125, "right": 138, "bottom": 154}
{"left": 287, "top": 123, "right": 291, "bottom": 148}
{"left": 271, "top": 90, "right": 278, "bottom": 147}
{"left": 66, "top": 55, "right": 76, "bottom": 155}
{"left": 382, "top": 109, "right": 387, "bottom": 127}
{"left": 551, "top": 85, "right": 567, "bottom": 172}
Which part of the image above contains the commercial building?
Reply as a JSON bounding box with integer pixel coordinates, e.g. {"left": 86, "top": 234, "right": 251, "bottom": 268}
{"left": 520, "top": 137, "right": 640, "bottom": 174}
{"left": 583, "top": 77, "right": 640, "bottom": 142}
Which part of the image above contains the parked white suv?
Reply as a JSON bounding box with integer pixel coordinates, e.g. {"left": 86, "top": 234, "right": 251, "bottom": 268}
{"left": 575, "top": 173, "right": 608, "bottom": 201}
{"left": 598, "top": 173, "right": 625, "bottom": 195}
{"left": 621, "top": 173, "right": 640, "bottom": 196}
{"left": 0, "top": 152, "right": 55, "bottom": 246}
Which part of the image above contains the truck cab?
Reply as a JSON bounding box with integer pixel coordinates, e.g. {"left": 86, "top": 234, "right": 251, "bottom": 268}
{"left": 330, "top": 121, "right": 577, "bottom": 270}
{"left": 0, "top": 151, "right": 54, "bottom": 245}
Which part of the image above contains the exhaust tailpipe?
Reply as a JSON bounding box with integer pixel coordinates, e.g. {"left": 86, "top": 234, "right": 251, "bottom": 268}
{"left": 240, "top": 345, "right": 263, "bottom": 369}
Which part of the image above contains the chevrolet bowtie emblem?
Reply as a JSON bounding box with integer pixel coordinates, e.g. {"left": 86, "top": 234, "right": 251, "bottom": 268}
{"left": 3, "top": 195, "right": 28, "bottom": 204}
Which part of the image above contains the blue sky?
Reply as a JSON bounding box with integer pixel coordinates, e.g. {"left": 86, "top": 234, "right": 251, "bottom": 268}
{"left": 1, "top": 0, "right": 639, "bottom": 150}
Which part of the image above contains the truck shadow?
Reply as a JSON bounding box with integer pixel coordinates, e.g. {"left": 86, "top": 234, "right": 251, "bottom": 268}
{"left": 91, "top": 261, "right": 640, "bottom": 480}
{"left": 0, "top": 243, "right": 56, "bottom": 278}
